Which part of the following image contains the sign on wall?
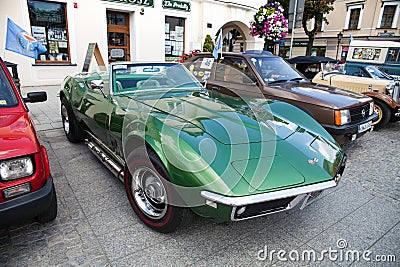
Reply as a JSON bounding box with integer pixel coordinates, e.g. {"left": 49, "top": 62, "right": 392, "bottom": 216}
{"left": 162, "top": 0, "right": 191, "bottom": 12}
{"left": 102, "top": 0, "right": 154, "bottom": 7}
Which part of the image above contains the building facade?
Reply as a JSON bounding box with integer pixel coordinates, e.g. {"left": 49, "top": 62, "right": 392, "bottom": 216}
{"left": 285, "top": 0, "right": 400, "bottom": 60}
{"left": 0, "top": 0, "right": 266, "bottom": 86}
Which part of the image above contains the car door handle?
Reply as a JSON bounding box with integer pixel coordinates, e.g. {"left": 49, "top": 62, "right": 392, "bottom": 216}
{"left": 211, "top": 86, "right": 220, "bottom": 91}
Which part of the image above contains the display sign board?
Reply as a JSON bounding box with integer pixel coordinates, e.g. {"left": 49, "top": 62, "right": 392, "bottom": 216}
{"left": 102, "top": 0, "right": 154, "bottom": 7}
{"left": 82, "top": 43, "right": 106, "bottom": 72}
{"left": 162, "top": 0, "right": 191, "bottom": 12}
{"left": 293, "top": 41, "right": 309, "bottom": 47}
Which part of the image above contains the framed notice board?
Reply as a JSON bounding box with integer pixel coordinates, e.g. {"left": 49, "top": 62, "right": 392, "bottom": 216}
{"left": 82, "top": 43, "right": 106, "bottom": 72}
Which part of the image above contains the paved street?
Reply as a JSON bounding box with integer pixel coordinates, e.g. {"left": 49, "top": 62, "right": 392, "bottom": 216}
{"left": 0, "top": 85, "right": 399, "bottom": 267}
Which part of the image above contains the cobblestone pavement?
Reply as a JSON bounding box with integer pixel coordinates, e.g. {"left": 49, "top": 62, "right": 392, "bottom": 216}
{"left": 0, "top": 86, "right": 399, "bottom": 266}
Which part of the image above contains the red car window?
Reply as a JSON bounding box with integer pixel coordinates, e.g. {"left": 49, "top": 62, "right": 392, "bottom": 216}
{"left": 0, "top": 67, "right": 18, "bottom": 108}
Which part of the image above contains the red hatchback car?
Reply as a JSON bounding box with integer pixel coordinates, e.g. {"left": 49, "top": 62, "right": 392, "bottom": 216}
{"left": 0, "top": 57, "right": 57, "bottom": 227}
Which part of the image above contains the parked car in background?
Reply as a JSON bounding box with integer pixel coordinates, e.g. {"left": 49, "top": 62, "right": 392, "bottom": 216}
{"left": 60, "top": 62, "right": 346, "bottom": 233}
{"left": 184, "top": 51, "right": 377, "bottom": 144}
{"left": 287, "top": 56, "right": 339, "bottom": 80}
{"left": 346, "top": 40, "right": 400, "bottom": 78}
{"left": 312, "top": 64, "right": 400, "bottom": 130}
{"left": 0, "top": 57, "right": 57, "bottom": 227}
{"left": 344, "top": 64, "right": 396, "bottom": 80}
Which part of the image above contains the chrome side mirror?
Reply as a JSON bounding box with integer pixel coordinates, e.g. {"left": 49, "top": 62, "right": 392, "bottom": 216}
{"left": 90, "top": 79, "right": 104, "bottom": 89}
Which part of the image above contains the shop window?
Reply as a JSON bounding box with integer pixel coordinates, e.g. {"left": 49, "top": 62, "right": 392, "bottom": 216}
{"left": 27, "top": 0, "right": 70, "bottom": 62}
{"left": 311, "top": 47, "right": 326, "bottom": 57}
{"left": 378, "top": 2, "right": 400, "bottom": 28}
{"left": 387, "top": 48, "right": 400, "bottom": 62}
{"left": 352, "top": 48, "right": 381, "bottom": 60}
{"left": 165, "top": 16, "right": 185, "bottom": 62}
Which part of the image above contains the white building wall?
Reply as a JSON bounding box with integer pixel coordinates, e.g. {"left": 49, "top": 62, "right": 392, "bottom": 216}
{"left": 0, "top": 0, "right": 265, "bottom": 86}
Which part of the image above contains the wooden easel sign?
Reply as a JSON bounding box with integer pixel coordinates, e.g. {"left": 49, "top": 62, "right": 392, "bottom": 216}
{"left": 82, "top": 43, "right": 106, "bottom": 72}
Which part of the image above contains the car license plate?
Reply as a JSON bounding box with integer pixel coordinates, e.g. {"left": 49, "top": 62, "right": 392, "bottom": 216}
{"left": 358, "top": 121, "right": 372, "bottom": 133}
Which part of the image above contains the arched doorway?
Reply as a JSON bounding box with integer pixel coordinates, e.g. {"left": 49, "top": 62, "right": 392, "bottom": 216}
{"left": 212, "top": 21, "right": 263, "bottom": 53}
{"left": 218, "top": 22, "right": 246, "bottom": 52}
{"left": 223, "top": 28, "right": 245, "bottom": 52}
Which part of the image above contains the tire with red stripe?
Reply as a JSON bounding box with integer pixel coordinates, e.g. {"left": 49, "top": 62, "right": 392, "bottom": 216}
{"left": 124, "top": 146, "right": 193, "bottom": 233}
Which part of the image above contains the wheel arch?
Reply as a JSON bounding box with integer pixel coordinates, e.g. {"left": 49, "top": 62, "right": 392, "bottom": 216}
{"left": 363, "top": 91, "right": 397, "bottom": 110}
{"left": 60, "top": 75, "right": 74, "bottom": 102}
{"left": 123, "top": 134, "right": 169, "bottom": 172}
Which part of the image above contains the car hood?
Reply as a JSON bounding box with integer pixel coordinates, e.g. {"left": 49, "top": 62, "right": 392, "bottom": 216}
{"left": 0, "top": 112, "right": 40, "bottom": 160}
{"left": 269, "top": 81, "right": 371, "bottom": 108}
{"left": 124, "top": 91, "right": 297, "bottom": 145}
{"left": 229, "top": 132, "right": 343, "bottom": 192}
{"left": 119, "top": 91, "right": 343, "bottom": 194}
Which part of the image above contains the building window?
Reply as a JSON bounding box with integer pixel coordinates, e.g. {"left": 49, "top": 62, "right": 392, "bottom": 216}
{"left": 378, "top": 2, "right": 400, "bottom": 29}
{"left": 107, "top": 11, "right": 130, "bottom": 62}
{"left": 165, "top": 16, "right": 185, "bottom": 61}
{"left": 381, "top": 5, "right": 397, "bottom": 28}
{"left": 308, "top": 15, "right": 324, "bottom": 32}
{"left": 349, "top": 8, "right": 361, "bottom": 29}
{"left": 27, "top": 0, "right": 70, "bottom": 62}
{"left": 345, "top": 4, "right": 363, "bottom": 30}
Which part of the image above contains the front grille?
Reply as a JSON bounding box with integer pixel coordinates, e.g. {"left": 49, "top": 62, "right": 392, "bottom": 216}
{"left": 350, "top": 103, "right": 370, "bottom": 122}
{"left": 233, "top": 196, "right": 296, "bottom": 220}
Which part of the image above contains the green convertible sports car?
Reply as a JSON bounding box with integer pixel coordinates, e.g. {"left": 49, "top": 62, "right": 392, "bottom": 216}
{"left": 60, "top": 62, "right": 346, "bottom": 233}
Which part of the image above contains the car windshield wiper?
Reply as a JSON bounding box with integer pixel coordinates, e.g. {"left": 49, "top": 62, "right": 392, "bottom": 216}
{"left": 289, "top": 77, "right": 304, "bottom": 82}
{"left": 267, "top": 79, "right": 288, "bottom": 84}
{"left": 266, "top": 77, "right": 304, "bottom": 85}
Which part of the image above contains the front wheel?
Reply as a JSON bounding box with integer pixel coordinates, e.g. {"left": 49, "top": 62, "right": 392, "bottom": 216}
{"left": 124, "top": 147, "right": 193, "bottom": 233}
{"left": 372, "top": 99, "right": 391, "bottom": 130}
{"left": 61, "top": 97, "right": 86, "bottom": 142}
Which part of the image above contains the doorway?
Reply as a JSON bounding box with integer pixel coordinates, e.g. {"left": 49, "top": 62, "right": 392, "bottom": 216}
{"left": 107, "top": 11, "right": 130, "bottom": 62}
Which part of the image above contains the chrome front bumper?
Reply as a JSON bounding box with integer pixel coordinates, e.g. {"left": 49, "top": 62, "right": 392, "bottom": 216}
{"left": 201, "top": 179, "right": 338, "bottom": 207}
{"left": 201, "top": 180, "right": 338, "bottom": 221}
{"left": 201, "top": 155, "right": 346, "bottom": 221}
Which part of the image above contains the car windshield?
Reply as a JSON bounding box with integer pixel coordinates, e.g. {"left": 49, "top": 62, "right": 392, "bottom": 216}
{"left": 364, "top": 65, "right": 394, "bottom": 80}
{"left": 0, "top": 66, "right": 18, "bottom": 108}
{"left": 111, "top": 63, "right": 203, "bottom": 93}
{"left": 249, "top": 56, "right": 303, "bottom": 84}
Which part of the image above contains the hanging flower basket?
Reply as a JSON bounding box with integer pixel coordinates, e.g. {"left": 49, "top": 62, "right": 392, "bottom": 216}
{"left": 250, "top": 2, "right": 288, "bottom": 41}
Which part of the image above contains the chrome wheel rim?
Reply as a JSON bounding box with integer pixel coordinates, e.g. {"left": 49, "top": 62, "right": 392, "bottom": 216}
{"left": 61, "top": 105, "right": 70, "bottom": 134}
{"left": 132, "top": 166, "right": 167, "bottom": 219}
{"left": 373, "top": 105, "right": 382, "bottom": 126}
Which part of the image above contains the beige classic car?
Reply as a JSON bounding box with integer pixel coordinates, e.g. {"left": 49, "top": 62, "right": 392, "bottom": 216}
{"left": 312, "top": 65, "right": 400, "bottom": 130}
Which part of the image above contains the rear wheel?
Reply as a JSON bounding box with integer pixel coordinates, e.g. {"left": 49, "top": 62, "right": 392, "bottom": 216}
{"left": 372, "top": 99, "right": 391, "bottom": 130}
{"left": 61, "top": 97, "right": 86, "bottom": 142}
{"left": 124, "top": 147, "right": 193, "bottom": 233}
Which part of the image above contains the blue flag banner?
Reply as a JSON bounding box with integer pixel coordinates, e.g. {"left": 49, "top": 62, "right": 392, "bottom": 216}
{"left": 212, "top": 30, "right": 222, "bottom": 59}
{"left": 6, "top": 18, "right": 47, "bottom": 59}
